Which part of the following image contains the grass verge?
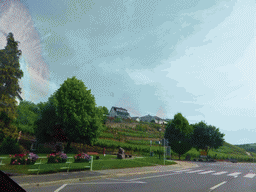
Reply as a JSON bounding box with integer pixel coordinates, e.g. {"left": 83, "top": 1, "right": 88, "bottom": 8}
{"left": 0, "top": 154, "right": 176, "bottom": 175}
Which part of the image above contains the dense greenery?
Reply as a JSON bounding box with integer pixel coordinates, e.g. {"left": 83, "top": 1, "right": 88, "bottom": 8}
{"left": 164, "top": 113, "right": 194, "bottom": 160}
{"left": 14, "top": 100, "right": 40, "bottom": 135}
{"left": 0, "top": 33, "right": 24, "bottom": 141}
{"left": 191, "top": 121, "right": 225, "bottom": 153}
{"left": 34, "top": 76, "right": 104, "bottom": 152}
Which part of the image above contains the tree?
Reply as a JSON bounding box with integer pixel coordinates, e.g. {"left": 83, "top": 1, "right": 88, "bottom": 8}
{"left": 0, "top": 32, "right": 23, "bottom": 140}
{"left": 34, "top": 95, "right": 60, "bottom": 144}
{"left": 191, "top": 121, "right": 225, "bottom": 153}
{"left": 54, "top": 76, "right": 103, "bottom": 149}
{"left": 96, "top": 106, "right": 109, "bottom": 125}
{"left": 164, "top": 113, "right": 194, "bottom": 160}
{"left": 14, "top": 100, "right": 40, "bottom": 135}
{"left": 0, "top": 33, "right": 23, "bottom": 107}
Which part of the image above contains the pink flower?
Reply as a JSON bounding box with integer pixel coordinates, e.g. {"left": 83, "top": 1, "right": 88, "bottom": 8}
{"left": 18, "top": 163, "right": 20, "bottom": 165}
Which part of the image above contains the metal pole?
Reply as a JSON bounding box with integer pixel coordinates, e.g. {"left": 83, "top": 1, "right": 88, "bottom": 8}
{"left": 164, "top": 138, "right": 165, "bottom": 165}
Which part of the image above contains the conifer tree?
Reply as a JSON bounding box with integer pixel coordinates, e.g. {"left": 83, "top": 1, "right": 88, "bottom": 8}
{"left": 0, "top": 32, "right": 23, "bottom": 140}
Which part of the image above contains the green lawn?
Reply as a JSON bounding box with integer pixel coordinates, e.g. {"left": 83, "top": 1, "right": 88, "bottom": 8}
{"left": 0, "top": 154, "right": 177, "bottom": 175}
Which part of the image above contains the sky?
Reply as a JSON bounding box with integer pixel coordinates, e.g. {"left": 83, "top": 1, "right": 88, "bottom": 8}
{"left": 0, "top": 0, "right": 256, "bottom": 145}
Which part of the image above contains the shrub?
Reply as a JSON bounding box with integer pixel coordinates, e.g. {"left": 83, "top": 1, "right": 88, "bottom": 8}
{"left": 64, "top": 145, "right": 78, "bottom": 154}
{"left": 28, "top": 152, "right": 39, "bottom": 162}
{"left": 37, "top": 144, "right": 53, "bottom": 153}
{"left": 10, "top": 152, "right": 38, "bottom": 165}
{"left": 74, "top": 153, "right": 91, "bottom": 163}
{"left": 47, "top": 152, "right": 67, "bottom": 163}
{"left": 0, "top": 137, "right": 20, "bottom": 154}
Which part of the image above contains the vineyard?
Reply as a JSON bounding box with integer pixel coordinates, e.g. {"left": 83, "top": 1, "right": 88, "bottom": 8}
{"left": 18, "top": 119, "right": 256, "bottom": 162}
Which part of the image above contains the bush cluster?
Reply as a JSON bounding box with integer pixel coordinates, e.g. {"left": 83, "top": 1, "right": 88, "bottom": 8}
{"left": 47, "top": 152, "right": 68, "bottom": 164}
{"left": 0, "top": 137, "right": 20, "bottom": 154}
{"left": 74, "top": 153, "right": 91, "bottom": 162}
{"left": 10, "top": 152, "right": 38, "bottom": 165}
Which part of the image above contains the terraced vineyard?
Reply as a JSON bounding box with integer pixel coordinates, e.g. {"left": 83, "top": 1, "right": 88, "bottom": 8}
{"left": 96, "top": 120, "right": 256, "bottom": 162}
{"left": 18, "top": 120, "right": 256, "bottom": 162}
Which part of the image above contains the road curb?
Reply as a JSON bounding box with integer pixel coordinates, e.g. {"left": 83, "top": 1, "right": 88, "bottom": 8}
{"left": 18, "top": 162, "right": 199, "bottom": 188}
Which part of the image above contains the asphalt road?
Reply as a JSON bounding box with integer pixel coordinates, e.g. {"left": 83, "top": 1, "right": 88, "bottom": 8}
{"left": 22, "top": 162, "right": 256, "bottom": 192}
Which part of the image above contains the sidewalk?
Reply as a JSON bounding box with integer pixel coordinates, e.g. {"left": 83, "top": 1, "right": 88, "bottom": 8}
{"left": 11, "top": 160, "right": 199, "bottom": 188}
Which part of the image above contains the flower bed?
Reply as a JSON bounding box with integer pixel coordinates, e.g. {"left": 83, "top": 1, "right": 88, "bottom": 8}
{"left": 47, "top": 152, "right": 68, "bottom": 164}
{"left": 74, "top": 153, "right": 91, "bottom": 163}
{"left": 10, "top": 152, "right": 39, "bottom": 165}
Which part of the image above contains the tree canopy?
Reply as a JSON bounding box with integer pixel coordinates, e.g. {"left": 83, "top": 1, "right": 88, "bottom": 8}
{"left": 96, "top": 106, "right": 109, "bottom": 124}
{"left": 164, "top": 113, "right": 194, "bottom": 160}
{"left": 34, "top": 76, "right": 104, "bottom": 149}
{"left": 14, "top": 100, "right": 40, "bottom": 135}
{"left": 191, "top": 121, "right": 225, "bottom": 152}
{"left": 0, "top": 32, "right": 23, "bottom": 140}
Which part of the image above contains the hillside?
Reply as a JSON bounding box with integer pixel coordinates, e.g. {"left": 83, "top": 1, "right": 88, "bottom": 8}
{"left": 97, "top": 120, "right": 254, "bottom": 161}
{"left": 17, "top": 120, "right": 255, "bottom": 162}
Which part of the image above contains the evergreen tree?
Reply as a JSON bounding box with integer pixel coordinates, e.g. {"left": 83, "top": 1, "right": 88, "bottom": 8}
{"left": 0, "top": 32, "right": 23, "bottom": 140}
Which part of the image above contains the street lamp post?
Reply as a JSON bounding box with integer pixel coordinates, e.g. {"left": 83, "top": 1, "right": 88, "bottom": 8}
{"left": 159, "top": 128, "right": 162, "bottom": 159}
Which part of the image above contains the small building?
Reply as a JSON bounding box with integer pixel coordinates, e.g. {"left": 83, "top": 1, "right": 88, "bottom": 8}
{"left": 140, "top": 114, "right": 158, "bottom": 123}
{"left": 131, "top": 117, "right": 140, "bottom": 122}
{"left": 109, "top": 106, "right": 131, "bottom": 119}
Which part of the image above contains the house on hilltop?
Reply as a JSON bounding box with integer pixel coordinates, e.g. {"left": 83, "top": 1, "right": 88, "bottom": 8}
{"left": 140, "top": 114, "right": 168, "bottom": 124}
{"left": 131, "top": 117, "right": 140, "bottom": 122}
{"left": 109, "top": 106, "right": 131, "bottom": 119}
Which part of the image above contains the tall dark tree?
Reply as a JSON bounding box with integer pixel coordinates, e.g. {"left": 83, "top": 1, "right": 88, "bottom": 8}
{"left": 34, "top": 94, "right": 60, "bottom": 144}
{"left": 34, "top": 77, "right": 103, "bottom": 151}
{"left": 191, "top": 121, "right": 225, "bottom": 153}
{"left": 164, "top": 113, "right": 194, "bottom": 160}
{"left": 0, "top": 32, "right": 23, "bottom": 140}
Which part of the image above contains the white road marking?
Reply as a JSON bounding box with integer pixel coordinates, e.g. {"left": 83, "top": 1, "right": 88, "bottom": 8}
{"left": 173, "top": 169, "right": 193, "bottom": 172}
{"left": 130, "top": 172, "right": 181, "bottom": 181}
{"left": 187, "top": 170, "right": 204, "bottom": 173}
{"left": 54, "top": 184, "right": 67, "bottom": 192}
{"left": 209, "top": 181, "right": 227, "bottom": 191}
{"left": 227, "top": 172, "right": 241, "bottom": 177}
{"left": 198, "top": 170, "right": 215, "bottom": 175}
{"left": 71, "top": 181, "right": 147, "bottom": 184}
{"left": 212, "top": 171, "right": 228, "bottom": 175}
{"left": 244, "top": 173, "right": 256, "bottom": 178}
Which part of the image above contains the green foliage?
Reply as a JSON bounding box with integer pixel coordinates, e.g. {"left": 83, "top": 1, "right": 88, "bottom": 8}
{"left": 96, "top": 106, "right": 109, "bottom": 125}
{"left": 0, "top": 136, "right": 20, "bottom": 154}
{"left": 114, "top": 116, "right": 122, "bottom": 123}
{"left": 55, "top": 76, "right": 103, "bottom": 146}
{"left": 191, "top": 121, "right": 225, "bottom": 152}
{"left": 0, "top": 111, "right": 19, "bottom": 142}
{"left": 164, "top": 113, "right": 193, "bottom": 160}
{"left": 34, "top": 97, "right": 59, "bottom": 144}
{"left": 14, "top": 100, "right": 40, "bottom": 135}
{"left": 0, "top": 33, "right": 23, "bottom": 120}
{"left": 135, "top": 124, "right": 148, "bottom": 132}
{"left": 36, "top": 144, "right": 53, "bottom": 154}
